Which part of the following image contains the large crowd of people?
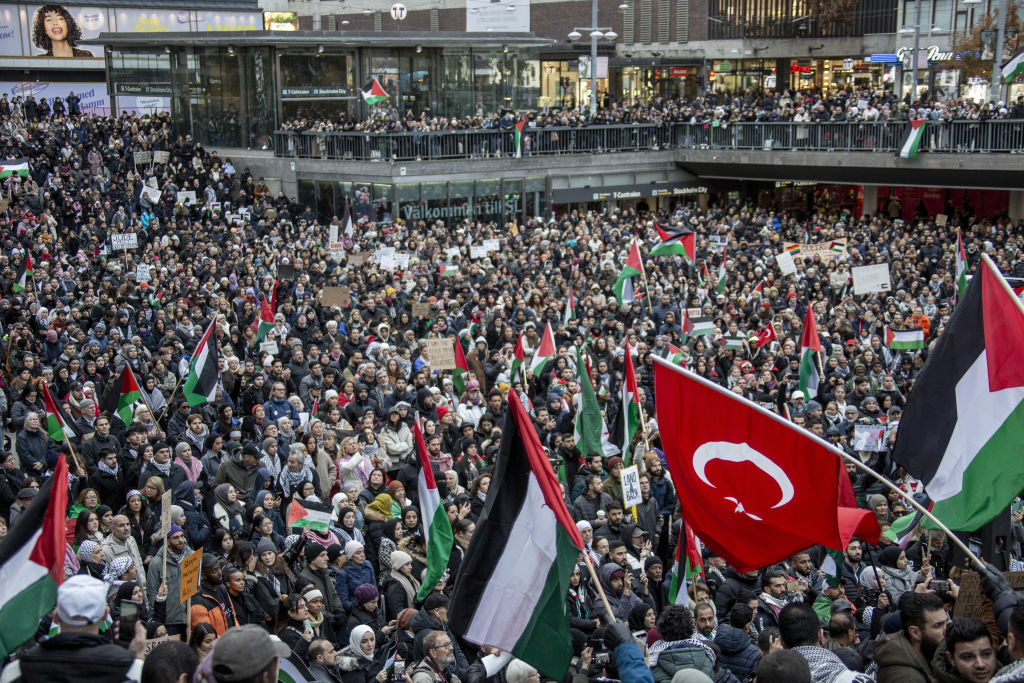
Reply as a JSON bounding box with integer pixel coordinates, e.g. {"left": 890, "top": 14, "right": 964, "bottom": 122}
{"left": 1, "top": 96, "right": 1024, "bottom": 683}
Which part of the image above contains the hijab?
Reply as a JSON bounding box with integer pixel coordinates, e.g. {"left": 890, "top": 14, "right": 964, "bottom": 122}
{"left": 214, "top": 484, "right": 244, "bottom": 518}
{"left": 349, "top": 624, "right": 375, "bottom": 661}
{"left": 366, "top": 494, "right": 394, "bottom": 519}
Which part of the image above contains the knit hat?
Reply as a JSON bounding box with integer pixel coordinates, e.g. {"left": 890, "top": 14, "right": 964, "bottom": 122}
{"left": 390, "top": 550, "right": 413, "bottom": 571}
{"left": 397, "top": 607, "right": 417, "bottom": 630}
{"left": 353, "top": 583, "right": 379, "bottom": 605}
{"left": 423, "top": 593, "right": 450, "bottom": 611}
{"left": 303, "top": 589, "right": 324, "bottom": 602}
{"left": 304, "top": 542, "right": 326, "bottom": 563}
{"left": 326, "top": 544, "right": 345, "bottom": 564}
{"left": 436, "top": 406, "right": 449, "bottom": 420}
{"left": 256, "top": 538, "right": 277, "bottom": 557}
{"left": 606, "top": 456, "right": 623, "bottom": 470}
{"left": 644, "top": 556, "right": 664, "bottom": 571}
{"left": 167, "top": 523, "right": 183, "bottom": 538}
{"left": 344, "top": 540, "right": 364, "bottom": 559}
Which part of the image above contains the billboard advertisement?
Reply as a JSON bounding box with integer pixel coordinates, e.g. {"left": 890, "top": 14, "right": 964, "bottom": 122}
{"left": 26, "top": 4, "right": 107, "bottom": 58}
{"left": 0, "top": 81, "right": 108, "bottom": 113}
{"left": 466, "top": 0, "right": 529, "bottom": 32}
{"left": 116, "top": 94, "right": 171, "bottom": 113}
{"left": 113, "top": 10, "right": 191, "bottom": 33}
{"left": 194, "top": 11, "right": 262, "bottom": 31}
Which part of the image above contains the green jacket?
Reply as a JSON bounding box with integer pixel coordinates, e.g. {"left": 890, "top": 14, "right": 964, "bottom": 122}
{"left": 875, "top": 632, "right": 938, "bottom": 683}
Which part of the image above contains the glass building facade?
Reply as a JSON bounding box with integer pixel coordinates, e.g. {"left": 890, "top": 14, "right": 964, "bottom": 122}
{"left": 102, "top": 32, "right": 548, "bottom": 148}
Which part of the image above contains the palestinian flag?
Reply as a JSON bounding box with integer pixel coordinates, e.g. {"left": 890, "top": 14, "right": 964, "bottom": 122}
{"left": 182, "top": 319, "right": 219, "bottom": 406}
{"left": 956, "top": 229, "right": 969, "bottom": 301}
{"left": 820, "top": 548, "right": 845, "bottom": 588}
{"left": 716, "top": 248, "right": 728, "bottom": 294}
{"left": 750, "top": 280, "right": 765, "bottom": 301}
{"left": 147, "top": 288, "right": 165, "bottom": 308}
{"left": 756, "top": 323, "right": 778, "bottom": 349}
{"left": 799, "top": 305, "right": 823, "bottom": 399}
{"left": 253, "top": 296, "right": 275, "bottom": 342}
{"left": 279, "top": 650, "right": 318, "bottom": 683}
{"left": 361, "top": 78, "right": 389, "bottom": 106}
{"left": 527, "top": 323, "right": 556, "bottom": 378}
{"left": 1004, "top": 48, "right": 1024, "bottom": 83}
{"left": 620, "top": 339, "right": 642, "bottom": 456}
{"left": 449, "top": 396, "right": 584, "bottom": 680}
{"left": 612, "top": 239, "right": 644, "bottom": 305}
{"left": 885, "top": 326, "right": 925, "bottom": 350}
{"left": 41, "top": 381, "right": 77, "bottom": 442}
{"left": 101, "top": 365, "right": 143, "bottom": 428}
{"left": 696, "top": 264, "right": 709, "bottom": 288}
{"left": 898, "top": 119, "right": 927, "bottom": 159}
{"left": 649, "top": 224, "right": 695, "bottom": 261}
{"left": 563, "top": 285, "right": 576, "bottom": 326}
{"left": 415, "top": 419, "right": 454, "bottom": 601}
{"left": 439, "top": 264, "right": 460, "bottom": 278}
{"left": 514, "top": 118, "right": 526, "bottom": 159}
{"left": 668, "top": 520, "right": 703, "bottom": 604}
{"left": 882, "top": 509, "right": 923, "bottom": 547}
{"left": 574, "top": 346, "right": 605, "bottom": 459}
{"left": 721, "top": 336, "right": 745, "bottom": 351}
{"left": 510, "top": 332, "right": 525, "bottom": 384}
{"left": 689, "top": 316, "right": 715, "bottom": 337}
{"left": 468, "top": 312, "right": 484, "bottom": 340}
{"left": 680, "top": 312, "right": 694, "bottom": 343}
{"left": 12, "top": 253, "right": 32, "bottom": 293}
{"left": 667, "top": 343, "right": 685, "bottom": 365}
{"left": 452, "top": 337, "right": 471, "bottom": 395}
{"left": 0, "top": 158, "right": 28, "bottom": 178}
{"left": 0, "top": 453, "right": 68, "bottom": 658}
{"left": 892, "top": 254, "right": 1024, "bottom": 531}
{"left": 287, "top": 498, "right": 332, "bottom": 533}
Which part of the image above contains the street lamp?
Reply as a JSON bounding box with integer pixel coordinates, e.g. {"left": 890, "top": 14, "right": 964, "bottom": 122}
{"left": 568, "top": 0, "right": 617, "bottom": 116}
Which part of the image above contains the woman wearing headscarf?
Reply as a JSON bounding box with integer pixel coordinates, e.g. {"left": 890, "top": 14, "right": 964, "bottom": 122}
{"left": 877, "top": 545, "right": 921, "bottom": 602}
{"left": 213, "top": 484, "right": 246, "bottom": 535}
{"left": 332, "top": 499, "right": 365, "bottom": 547}
{"left": 280, "top": 449, "right": 317, "bottom": 503}
{"left": 378, "top": 518, "right": 404, "bottom": 573}
{"left": 173, "top": 442, "right": 205, "bottom": 484}
{"left": 77, "top": 540, "right": 105, "bottom": 579}
{"left": 399, "top": 506, "right": 421, "bottom": 538}
{"left": 339, "top": 624, "right": 387, "bottom": 683}
{"left": 358, "top": 468, "right": 388, "bottom": 509}
{"left": 363, "top": 493, "right": 393, "bottom": 557}
{"left": 381, "top": 550, "right": 422, "bottom": 621}
{"left": 103, "top": 556, "right": 136, "bottom": 586}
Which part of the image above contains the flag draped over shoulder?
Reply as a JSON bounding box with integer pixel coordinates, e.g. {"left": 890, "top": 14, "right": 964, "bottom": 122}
{"left": 892, "top": 255, "right": 1024, "bottom": 531}
{"left": 653, "top": 358, "right": 878, "bottom": 571}
{"left": 0, "top": 454, "right": 68, "bottom": 658}
{"left": 449, "top": 398, "right": 584, "bottom": 680}
{"left": 414, "top": 419, "right": 454, "bottom": 600}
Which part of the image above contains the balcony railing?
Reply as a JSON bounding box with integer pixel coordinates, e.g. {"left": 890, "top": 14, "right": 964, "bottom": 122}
{"left": 273, "top": 119, "right": 1024, "bottom": 161}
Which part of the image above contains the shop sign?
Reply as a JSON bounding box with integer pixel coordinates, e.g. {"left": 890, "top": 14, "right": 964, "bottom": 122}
{"left": 401, "top": 197, "right": 518, "bottom": 221}
{"left": 281, "top": 86, "right": 352, "bottom": 98}
{"left": 552, "top": 181, "right": 709, "bottom": 203}
{"left": 791, "top": 61, "right": 813, "bottom": 73}
{"left": 842, "top": 58, "right": 854, "bottom": 70}
{"left": 115, "top": 83, "right": 172, "bottom": 96}
{"left": 670, "top": 67, "right": 689, "bottom": 77}
{"left": 717, "top": 61, "right": 732, "bottom": 72}
{"left": 896, "top": 45, "right": 954, "bottom": 62}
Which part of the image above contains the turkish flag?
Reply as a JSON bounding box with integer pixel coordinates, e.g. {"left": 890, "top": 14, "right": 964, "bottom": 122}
{"left": 654, "top": 358, "right": 878, "bottom": 571}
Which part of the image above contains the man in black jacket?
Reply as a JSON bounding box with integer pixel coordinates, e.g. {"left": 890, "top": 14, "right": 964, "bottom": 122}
{"left": 2, "top": 574, "right": 145, "bottom": 682}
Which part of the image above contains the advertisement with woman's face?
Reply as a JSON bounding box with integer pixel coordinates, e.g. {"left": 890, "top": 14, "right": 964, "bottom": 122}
{"left": 30, "top": 4, "right": 103, "bottom": 58}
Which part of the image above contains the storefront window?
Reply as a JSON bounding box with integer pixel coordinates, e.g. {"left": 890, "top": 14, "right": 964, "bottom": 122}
{"left": 183, "top": 47, "right": 244, "bottom": 148}
{"left": 373, "top": 184, "right": 393, "bottom": 223}
{"left": 502, "top": 178, "right": 523, "bottom": 224}
{"left": 449, "top": 180, "right": 474, "bottom": 227}
{"left": 442, "top": 50, "right": 474, "bottom": 118}
{"left": 474, "top": 50, "right": 514, "bottom": 114}
{"left": 525, "top": 176, "right": 547, "bottom": 220}
{"left": 474, "top": 178, "right": 502, "bottom": 224}
{"left": 279, "top": 52, "right": 356, "bottom": 124}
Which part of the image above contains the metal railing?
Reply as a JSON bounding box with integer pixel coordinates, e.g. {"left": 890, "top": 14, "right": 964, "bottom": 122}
{"left": 273, "top": 119, "right": 1024, "bottom": 160}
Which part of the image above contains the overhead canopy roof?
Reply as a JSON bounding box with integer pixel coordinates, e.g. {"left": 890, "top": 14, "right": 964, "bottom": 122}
{"left": 89, "top": 29, "right": 554, "bottom": 49}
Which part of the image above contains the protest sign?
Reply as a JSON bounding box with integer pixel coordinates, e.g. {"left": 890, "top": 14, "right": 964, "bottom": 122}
{"left": 259, "top": 340, "right": 279, "bottom": 356}
{"left": 179, "top": 549, "right": 203, "bottom": 603}
{"left": 321, "top": 286, "right": 351, "bottom": 309}
{"left": 133, "top": 151, "right": 152, "bottom": 165}
{"left": 852, "top": 264, "right": 891, "bottom": 295}
{"left": 853, "top": 424, "right": 887, "bottom": 452}
{"left": 153, "top": 151, "right": 170, "bottom": 164}
{"left": 423, "top": 338, "right": 457, "bottom": 370}
{"left": 412, "top": 303, "right": 431, "bottom": 318}
{"left": 483, "top": 239, "right": 501, "bottom": 252}
{"left": 111, "top": 233, "right": 139, "bottom": 251}
{"left": 136, "top": 264, "right": 150, "bottom": 282}
{"left": 470, "top": 245, "right": 487, "bottom": 259}
{"left": 176, "top": 191, "right": 197, "bottom": 206}
{"left": 622, "top": 465, "right": 642, "bottom": 508}
{"left": 775, "top": 252, "right": 797, "bottom": 276}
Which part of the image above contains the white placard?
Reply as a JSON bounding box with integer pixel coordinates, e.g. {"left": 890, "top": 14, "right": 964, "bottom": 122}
{"left": 329, "top": 242, "right": 344, "bottom": 261}
{"left": 621, "top": 465, "right": 642, "bottom": 508}
{"left": 380, "top": 255, "right": 397, "bottom": 270}
{"left": 395, "top": 253, "right": 410, "bottom": 269}
{"left": 260, "top": 340, "right": 279, "bottom": 356}
{"left": 375, "top": 247, "right": 395, "bottom": 263}
{"left": 140, "top": 184, "right": 162, "bottom": 203}
{"left": 136, "top": 264, "right": 150, "bottom": 282}
{"left": 483, "top": 239, "right": 500, "bottom": 252}
{"left": 853, "top": 424, "right": 887, "bottom": 452}
{"left": 329, "top": 223, "right": 338, "bottom": 242}
{"left": 470, "top": 245, "right": 487, "bottom": 259}
{"left": 176, "top": 190, "right": 197, "bottom": 206}
{"left": 445, "top": 246, "right": 461, "bottom": 260}
{"left": 852, "top": 264, "right": 891, "bottom": 295}
{"left": 775, "top": 252, "right": 797, "bottom": 276}
{"left": 111, "top": 233, "right": 139, "bottom": 251}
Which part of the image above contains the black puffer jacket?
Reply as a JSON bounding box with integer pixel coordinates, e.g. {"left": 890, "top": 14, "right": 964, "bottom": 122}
{"left": 714, "top": 624, "right": 761, "bottom": 680}
{"left": 11, "top": 632, "right": 136, "bottom": 683}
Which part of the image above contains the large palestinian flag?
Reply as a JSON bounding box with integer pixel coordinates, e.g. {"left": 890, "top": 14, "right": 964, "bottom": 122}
{"left": 612, "top": 239, "right": 644, "bottom": 305}
{"left": 898, "top": 119, "right": 927, "bottom": 159}
{"left": 287, "top": 498, "right": 332, "bottom": 532}
{"left": 452, "top": 337, "right": 471, "bottom": 395}
{"left": 799, "top": 305, "right": 822, "bottom": 398}
{"left": 361, "top": 78, "right": 389, "bottom": 106}
{"left": 12, "top": 253, "right": 32, "bottom": 293}
{"left": 0, "top": 454, "right": 68, "bottom": 658}
{"left": 101, "top": 365, "right": 143, "bottom": 428}
{"left": 884, "top": 326, "right": 924, "bottom": 350}
{"left": 649, "top": 224, "right": 695, "bottom": 261}
{"left": 449, "top": 396, "right": 584, "bottom": 680}
{"left": 0, "top": 158, "right": 29, "bottom": 178}
{"left": 1003, "top": 48, "right": 1024, "bottom": 83}
{"left": 41, "top": 381, "right": 79, "bottom": 442}
{"left": 892, "top": 254, "right": 1024, "bottom": 531}
{"left": 415, "top": 419, "right": 454, "bottom": 601}
{"left": 253, "top": 296, "right": 275, "bottom": 342}
{"left": 527, "top": 323, "right": 556, "bottom": 378}
{"left": 183, "top": 319, "right": 219, "bottom": 406}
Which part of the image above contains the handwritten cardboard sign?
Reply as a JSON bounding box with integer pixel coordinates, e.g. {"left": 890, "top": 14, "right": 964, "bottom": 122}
{"left": 179, "top": 548, "right": 203, "bottom": 604}
{"left": 321, "top": 286, "right": 350, "bottom": 309}
{"left": 423, "top": 338, "right": 457, "bottom": 370}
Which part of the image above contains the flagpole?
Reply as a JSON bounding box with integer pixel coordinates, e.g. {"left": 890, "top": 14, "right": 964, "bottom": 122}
{"left": 637, "top": 240, "right": 655, "bottom": 315}
{"left": 651, "top": 356, "right": 987, "bottom": 570}
{"left": 581, "top": 552, "right": 618, "bottom": 624}
{"left": 42, "top": 380, "right": 86, "bottom": 475}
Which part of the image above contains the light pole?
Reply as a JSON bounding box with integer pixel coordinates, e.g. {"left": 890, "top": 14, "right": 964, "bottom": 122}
{"left": 911, "top": 0, "right": 923, "bottom": 100}
{"left": 568, "top": 0, "right": 617, "bottom": 116}
{"left": 990, "top": 0, "right": 1007, "bottom": 101}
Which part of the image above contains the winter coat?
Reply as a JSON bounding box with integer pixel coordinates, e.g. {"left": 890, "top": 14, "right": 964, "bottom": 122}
{"left": 147, "top": 543, "right": 192, "bottom": 625}
{"left": 7, "top": 633, "right": 135, "bottom": 683}
{"left": 651, "top": 642, "right": 717, "bottom": 683}
{"left": 714, "top": 624, "right": 761, "bottom": 680}
{"left": 299, "top": 565, "right": 344, "bottom": 621}
{"left": 875, "top": 631, "right": 937, "bottom": 683}
{"left": 337, "top": 560, "right": 377, "bottom": 610}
